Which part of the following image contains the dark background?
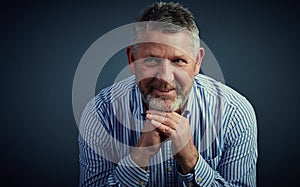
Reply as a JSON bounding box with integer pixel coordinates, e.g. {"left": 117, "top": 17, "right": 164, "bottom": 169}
{"left": 1, "top": 0, "right": 299, "bottom": 186}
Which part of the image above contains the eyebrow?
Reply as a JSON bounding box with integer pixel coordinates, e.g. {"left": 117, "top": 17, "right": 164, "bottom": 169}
{"left": 146, "top": 53, "right": 189, "bottom": 60}
{"left": 172, "top": 55, "right": 188, "bottom": 59}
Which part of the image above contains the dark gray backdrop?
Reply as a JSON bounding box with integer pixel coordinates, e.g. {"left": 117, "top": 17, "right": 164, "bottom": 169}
{"left": 1, "top": 0, "right": 299, "bottom": 186}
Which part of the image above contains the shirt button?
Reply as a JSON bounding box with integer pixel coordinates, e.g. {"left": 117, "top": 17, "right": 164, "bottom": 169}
{"left": 167, "top": 166, "right": 173, "bottom": 172}
{"left": 188, "top": 182, "right": 194, "bottom": 187}
{"left": 138, "top": 180, "right": 145, "bottom": 186}
{"left": 196, "top": 177, "right": 202, "bottom": 182}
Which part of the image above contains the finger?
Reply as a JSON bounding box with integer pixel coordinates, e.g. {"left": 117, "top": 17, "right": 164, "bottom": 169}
{"left": 146, "top": 113, "right": 177, "bottom": 130}
{"left": 141, "top": 120, "right": 156, "bottom": 132}
{"left": 147, "top": 110, "right": 182, "bottom": 123}
{"left": 150, "top": 119, "right": 175, "bottom": 136}
{"left": 167, "top": 112, "right": 182, "bottom": 123}
{"left": 146, "top": 113, "right": 165, "bottom": 123}
{"left": 147, "top": 110, "right": 166, "bottom": 117}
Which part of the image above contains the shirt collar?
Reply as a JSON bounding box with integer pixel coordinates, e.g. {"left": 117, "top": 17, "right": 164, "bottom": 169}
{"left": 181, "top": 84, "right": 195, "bottom": 119}
{"left": 133, "top": 85, "right": 147, "bottom": 120}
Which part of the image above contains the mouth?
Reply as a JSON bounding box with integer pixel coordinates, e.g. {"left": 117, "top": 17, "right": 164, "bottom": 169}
{"left": 152, "top": 88, "right": 176, "bottom": 96}
{"left": 138, "top": 78, "right": 178, "bottom": 98}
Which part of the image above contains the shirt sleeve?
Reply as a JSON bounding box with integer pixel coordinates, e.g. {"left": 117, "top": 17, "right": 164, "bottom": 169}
{"left": 78, "top": 102, "right": 150, "bottom": 186}
{"left": 178, "top": 103, "right": 257, "bottom": 187}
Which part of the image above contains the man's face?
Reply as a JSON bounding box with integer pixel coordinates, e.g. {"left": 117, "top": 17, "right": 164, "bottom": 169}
{"left": 128, "top": 30, "right": 203, "bottom": 112}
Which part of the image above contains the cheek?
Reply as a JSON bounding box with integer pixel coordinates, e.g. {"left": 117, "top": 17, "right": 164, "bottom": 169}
{"left": 137, "top": 77, "right": 155, "bottom": 95}
{"left": 174, "top": 69, "right": 194, "bottom": 89}
{"left": 134, "top": 65, "right": 157, "bottom": 81}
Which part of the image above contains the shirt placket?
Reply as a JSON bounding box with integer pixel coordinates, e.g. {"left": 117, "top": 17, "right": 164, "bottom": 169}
{"left": 163, "top": 140, "right": 177, "bottom": 187}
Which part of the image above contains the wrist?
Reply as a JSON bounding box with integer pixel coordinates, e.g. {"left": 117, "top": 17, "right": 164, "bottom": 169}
{"left": 130, "top": 148, "right": 153, "bottom": 170}
{"left": 174, "top": 145, "right": 199, "bottom": 174}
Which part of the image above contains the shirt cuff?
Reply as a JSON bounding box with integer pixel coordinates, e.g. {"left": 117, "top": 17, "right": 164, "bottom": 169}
{"left": 115, "top": 154, "right": 150, "bottom": 186}
{"left": 194, "top": 153, "right": 214, "bottom": 186}
{"left": 177, "top": 171, "right": 196, "bottom": 187}
{"left": 177, "top": 153, "right": 215, "bottom": 187}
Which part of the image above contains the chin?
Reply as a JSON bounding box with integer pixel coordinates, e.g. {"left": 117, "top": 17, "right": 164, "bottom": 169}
{"left": 146, "top": 95, "right": 183, "bottom": 112}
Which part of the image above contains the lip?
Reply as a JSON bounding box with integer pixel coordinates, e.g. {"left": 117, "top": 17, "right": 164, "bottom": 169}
{"left": 152, "top": 88, "right": 176, "bottom": 96}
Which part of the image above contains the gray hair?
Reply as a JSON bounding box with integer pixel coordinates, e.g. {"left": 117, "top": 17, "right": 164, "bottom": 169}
{"left": 132, "top": 2, "right": 200, "bottom": 58}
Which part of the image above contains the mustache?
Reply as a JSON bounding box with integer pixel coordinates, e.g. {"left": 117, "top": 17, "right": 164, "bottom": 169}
{"left": 138, "top": 77, "right": 176, "bottom": 93}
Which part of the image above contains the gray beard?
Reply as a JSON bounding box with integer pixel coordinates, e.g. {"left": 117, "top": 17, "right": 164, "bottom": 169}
{"left": 145, "top": 94, "right": 185, "bottom": 112}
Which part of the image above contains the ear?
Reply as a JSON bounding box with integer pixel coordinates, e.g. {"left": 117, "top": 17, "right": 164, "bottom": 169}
{"left": 126, "top": 46, "right": 135, "bottom": 74}
{"left": 194, "top": 47, "right": 205, "bottom": 76}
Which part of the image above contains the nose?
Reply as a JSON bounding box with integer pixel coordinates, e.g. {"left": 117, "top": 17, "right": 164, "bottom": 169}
{"left": 155, "top": 60, "right": 174, "bottom": 83}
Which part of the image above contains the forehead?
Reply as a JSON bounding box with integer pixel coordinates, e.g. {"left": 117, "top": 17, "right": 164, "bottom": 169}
{"left": 136, "top": 43, "right": 190, "bottom": 60}
{"left": 137, "top": 30, "right": 194, "bottom": 58}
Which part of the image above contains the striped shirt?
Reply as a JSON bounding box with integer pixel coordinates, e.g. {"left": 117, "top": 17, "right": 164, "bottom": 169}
{"left": 78, "top": 74, "right": 257, "bottom": 186}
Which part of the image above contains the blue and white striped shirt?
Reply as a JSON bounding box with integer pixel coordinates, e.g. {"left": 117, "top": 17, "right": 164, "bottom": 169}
{"left": 79, "top": 74, "right": 257, "bottom": 186}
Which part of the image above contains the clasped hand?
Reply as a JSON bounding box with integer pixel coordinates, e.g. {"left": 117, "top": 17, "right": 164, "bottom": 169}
{"left": 131, "top": 110, "right": 198, "bottom": 174}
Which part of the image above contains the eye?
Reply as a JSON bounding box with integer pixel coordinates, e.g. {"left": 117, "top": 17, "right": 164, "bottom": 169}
{"left": 142, "top": 57, "right": 161, "bottom": 67}
{"left": 172, "top": 58, "right": 187, "bottom": 65}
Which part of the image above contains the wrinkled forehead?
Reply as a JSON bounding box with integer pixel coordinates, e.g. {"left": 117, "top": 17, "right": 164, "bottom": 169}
{"left": 138, "top": 31, "right": 194, "bottom": 59}
{"left": 133, "top": 21, "right": 196, "bottom": 58}
{"left": 136, "top": 42, "right": 194, "bottom": 61}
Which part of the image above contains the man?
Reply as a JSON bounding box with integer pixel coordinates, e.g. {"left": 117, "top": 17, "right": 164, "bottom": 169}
{"left": 79, "top": 2, "right": 257, "bottom": 186}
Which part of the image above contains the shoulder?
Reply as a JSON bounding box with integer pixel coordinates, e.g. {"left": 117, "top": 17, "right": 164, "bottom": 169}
{"left": 83, "top": 75, "right": 138, "bottom": 117}
{"left": 194, "top": 75, "right": 257, "bottom": 145}
{"left": 80, "top": 75, "right": 138, "bottom": 130}
{"left": 194, "top": 74, "right": 256, "bottom": 123}
{"left": 94, "top": 75, "right": 137, "bottom": 106}
{"left": 194, "top": 74, "right": 251, "bottom": 106}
